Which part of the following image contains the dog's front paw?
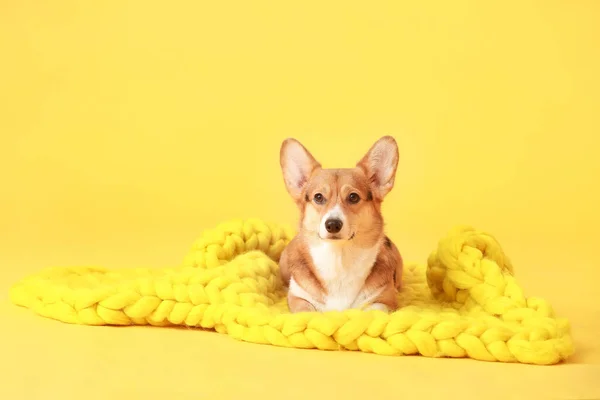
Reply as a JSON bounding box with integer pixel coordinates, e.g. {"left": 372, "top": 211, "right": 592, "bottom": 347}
{"left": 364, "top": 302, "right": 390, "bottom": 312}
{"left": 288, "top": 296, "right": 317, "bottom": 313}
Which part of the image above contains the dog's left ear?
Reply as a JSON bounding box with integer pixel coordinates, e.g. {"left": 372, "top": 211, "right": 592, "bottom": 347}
{"left": 357, "top": 136, "right": 399, "bottom": 199}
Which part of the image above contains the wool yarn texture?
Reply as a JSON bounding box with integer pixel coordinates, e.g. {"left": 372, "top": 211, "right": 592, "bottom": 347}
{"left": 9, "top": 219, "right": 574, "bottom": 365}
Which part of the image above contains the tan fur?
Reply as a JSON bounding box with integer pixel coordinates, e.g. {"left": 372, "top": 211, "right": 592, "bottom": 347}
{"left": 279, "top": 237, "right": 327, "bottom": 304}
{"left": 361, "top": 238, "right": 404, "bottom": 310}
{"left": 279, "top": 136, "right": 404, "bottom": 313}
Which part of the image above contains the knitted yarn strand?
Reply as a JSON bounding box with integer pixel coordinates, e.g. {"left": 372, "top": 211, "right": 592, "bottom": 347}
{"left": 9, "top": 218, "right": 574, "bottom": 365}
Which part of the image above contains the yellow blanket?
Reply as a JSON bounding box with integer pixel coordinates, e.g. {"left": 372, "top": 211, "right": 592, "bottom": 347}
{"left": 9, "top": 218, "right": 574, "bottom": 365}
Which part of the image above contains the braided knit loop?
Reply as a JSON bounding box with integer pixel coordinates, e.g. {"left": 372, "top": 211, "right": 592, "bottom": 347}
{"left": 9, "top": 218, "right": 574, "bottom": 365}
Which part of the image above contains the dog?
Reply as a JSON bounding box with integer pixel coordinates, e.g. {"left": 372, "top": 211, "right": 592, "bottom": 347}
{"left": 278, "top": 136, "right": 403, "bottom": 313}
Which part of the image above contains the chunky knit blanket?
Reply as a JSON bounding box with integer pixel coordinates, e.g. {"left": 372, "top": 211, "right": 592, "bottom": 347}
{"left": 9, "top": 219, "right": 574, "bottom": 365}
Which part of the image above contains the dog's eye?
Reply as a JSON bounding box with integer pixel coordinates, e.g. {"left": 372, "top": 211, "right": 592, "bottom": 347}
{"left": 313, "top": 193, "right": 325, "bottom": 204}
{"left": 348, "top": 193, "right": 360, "bottom": 204}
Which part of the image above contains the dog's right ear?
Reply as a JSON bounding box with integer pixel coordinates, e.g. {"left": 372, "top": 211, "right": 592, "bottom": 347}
{"left": 280, "top": 138, "right": 321, "bottom": 200}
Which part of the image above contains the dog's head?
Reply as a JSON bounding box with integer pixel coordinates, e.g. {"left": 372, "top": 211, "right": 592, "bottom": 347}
{"left": 280, "top": 136, "right": 399, "bottom": 246}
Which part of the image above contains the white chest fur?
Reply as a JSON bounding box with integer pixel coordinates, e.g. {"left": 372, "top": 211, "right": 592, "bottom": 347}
{"left": 304, "top": 240, "right": 382, "bottom": 312}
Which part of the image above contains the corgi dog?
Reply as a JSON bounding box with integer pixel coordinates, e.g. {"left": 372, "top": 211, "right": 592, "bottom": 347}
{"left": 278, "top": 136, "right": 403, "bottom": 313}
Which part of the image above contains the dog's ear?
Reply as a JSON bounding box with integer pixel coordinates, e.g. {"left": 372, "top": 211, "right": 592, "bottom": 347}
{"left": 280, "top": 138, "right": 321, "bottom": 200}
{"left": 357, "top": 136, "right": 399, "bottom": 199}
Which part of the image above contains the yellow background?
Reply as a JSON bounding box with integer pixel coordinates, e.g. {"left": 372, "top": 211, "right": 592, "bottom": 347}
{"left": 1, "top": 0, "right": 599, "bottom": 398}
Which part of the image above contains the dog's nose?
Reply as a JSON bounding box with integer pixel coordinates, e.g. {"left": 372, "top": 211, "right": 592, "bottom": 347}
{"left": 325, "top": 218, "right": 343, "bottom": 234}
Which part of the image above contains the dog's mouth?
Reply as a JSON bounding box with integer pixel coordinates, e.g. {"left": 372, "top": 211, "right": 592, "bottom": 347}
{"left": 320, "top": 232, "right": 355, "bottom": 241}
